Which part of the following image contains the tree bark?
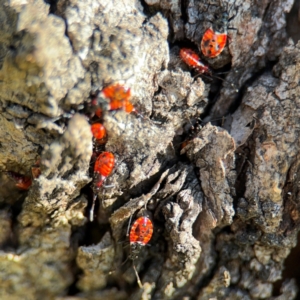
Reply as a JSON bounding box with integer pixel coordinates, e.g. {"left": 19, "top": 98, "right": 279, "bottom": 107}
{"left": 0, "top": 0, "right": 299, "bottom": 299}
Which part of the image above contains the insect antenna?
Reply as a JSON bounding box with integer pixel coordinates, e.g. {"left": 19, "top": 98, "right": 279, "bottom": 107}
{"left": 90, "top": 176, "right": 115, "bottom": 222}
{"left": 89, "top": 194, "right": 97, "bottom": 222}
{"left": 127, "top": 213, "right": 134, "bottom": 237}
{"left": 132, "top": 262, "right": 143, "bottom": 288}
{"left": 227, "top": 0, "right": 239, "bottom": 22}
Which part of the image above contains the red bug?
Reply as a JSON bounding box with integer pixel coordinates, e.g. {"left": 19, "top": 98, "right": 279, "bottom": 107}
{"left": 127, "top": 215, "right": 153, "bottom": 288}
{"left": 102, "top": 83, "right": 131, "bottom": 102}
{"left": 108, "top": 98, "right": 137, "bottom": 114}
{"left": 201, "top": 28, "right": 228, "bottom": 58}
{"left": 96, "top": 83, "right": 140, "bottom": 115}
{"left": 6, "top": 171, "right": 32, "bottom": 190}
{"left": 100, "top": 84, "right": 131, "bottom": 111}
{"left": 179, "top": 47, "right": 237, "bottom": 88}
{"left": 129, "top": 216, "right": 153, "bottom": 257}
{"left": 90, "top": 151, "right": 115, "bottom": 221}
{"left": 6, "top": 160, "right": 41, "bottom": 191}
{"left": 108, "top": 97, "right": 139, "bottom": 116}
{"left": 201, "top": 0, "right": 238, "bottom": 58}
{"left": 94, "top": 107, "right": 102, "bottom": 119}
{"left": 90, "top": 123, "right": 107, "bottom": 144}
{"left": 180, "top": 48, "right": 212, "bottom": 75}
{"left": 93, "top": 152, "right": 115, "bottom": 189}
{"left": 180, "top": 120, "right": 203, "bottom": 151}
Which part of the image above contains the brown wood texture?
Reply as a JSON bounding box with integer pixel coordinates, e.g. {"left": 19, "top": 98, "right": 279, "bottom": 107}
{"left": 0, "top": 0, "right": 299, "bottom": 299}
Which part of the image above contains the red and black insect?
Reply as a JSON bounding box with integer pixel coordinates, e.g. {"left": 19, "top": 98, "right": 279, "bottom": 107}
{"left": 93, "top": 151, "right": 115, "bottom": 190}
{"left": 129, "top": 216, "right": 153, "bottom": 259}
{"left": 179, "top": 47, "right": 237, "bottom": 88}
{"left": 6, "top": 171, "right": 32, "bottom": 190}
{"left": 201, "top": 0, "right": 238, "bottom": 58}
{"left": 91, "top": 123, "right": 107, "bottom": 145}
{"left": 87, "top": 84, "right": 148, "bottom": 221}
{"left": 180, "top": 48, "right": 212, "bottom": 75}
{"left": 179, "top": 119, "right": 203, "bottom": 152}
{"left": 90, "top": 151, "right": 115, "bottom": 221}
{"left": 94, "top": 83, "right": 139, "bottom": 115}
{"left": 102, "top": 83, "right": 131, "bottom": 103}
{"left": 127, "top": 214, "right": 153, "bottom": 288}
{"left": 6, "top": 160, "right": 41, "bottom": 191}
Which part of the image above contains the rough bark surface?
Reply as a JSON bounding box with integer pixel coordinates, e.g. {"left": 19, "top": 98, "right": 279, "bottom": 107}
{"left": 0, "top": 0, "right": 299, "bottom": 299}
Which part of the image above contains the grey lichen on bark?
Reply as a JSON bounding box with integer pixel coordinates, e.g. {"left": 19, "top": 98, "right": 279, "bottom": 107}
{"left": 0, "top": 0, "right": 300, "bottom": 299}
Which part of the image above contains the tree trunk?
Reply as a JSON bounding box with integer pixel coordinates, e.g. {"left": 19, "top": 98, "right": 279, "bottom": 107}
{"left": 0, "top": 0, "right": 299, "bottom": 299}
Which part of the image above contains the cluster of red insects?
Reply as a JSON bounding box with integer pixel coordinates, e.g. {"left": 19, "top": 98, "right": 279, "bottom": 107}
{"left": 88, "top": 83, "right": 155, "bottom": 287}
{"left": 5, "top": 0, "right": 237, "bottom": 288}
{"left": 179, "top": 0, "right": 238, "bottom": 78}
{"left": 88, "top": 83, "right": 148, "bottom": 218}
{"left": 179, "top": 0, "right": 238, "bottom": 150}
